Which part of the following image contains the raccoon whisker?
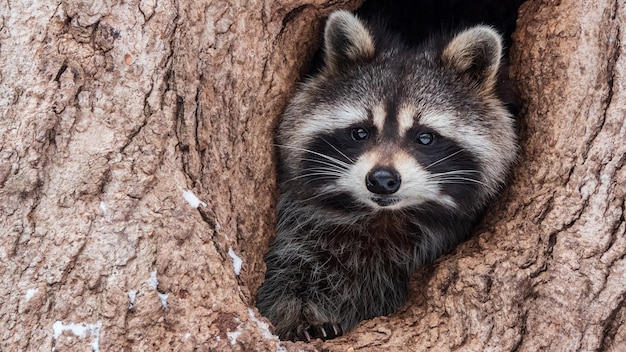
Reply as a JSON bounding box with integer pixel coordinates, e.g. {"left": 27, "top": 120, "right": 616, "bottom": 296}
{"left": 430, "top": 171, "right": 488, "bottom": 186}
{"left": 431, "top": 177, "right": 482, "bottom": 185}
{"left": 286, "top": 173, "right": 345, "bottom": 184}
{"left": 276, "top": 144, "right": 352, "bottom": 169}
{"left": 289, "top": 191, "right": 341, "bottom": 206}
{"left": 430, "top": 177, "right": 496, "bottom": 193}
{"left": 301, "top": 158, "right": 350, "bottom": 172}
{"left": 432, "top": 169, "right": 481, "bottom": 176}
{"left": 294, "top": 165, "right": 349, "bottom": 180}
{"left": 321, "top": 137, "right": 354, "bottom": 164}
{"left": 286, "top": 175, "right": 340, "bottom": 184}
{"left": 298, "top": 168, "right": 348, "bottom": 181}
{"left": 425, "top": 150, "right": 464, "bottom": 169}
{"left": 301, "top": 153, "right": 351, "bottom": 169}
{"left": 430, "top": 175, "right": 481, "bottom": 182}
{"left": 295, "top": 167, "right": 347, "bottom": 176}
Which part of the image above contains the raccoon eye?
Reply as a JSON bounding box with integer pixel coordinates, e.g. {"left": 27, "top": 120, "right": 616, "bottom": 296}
{"left": 417, "top": 132, "right": 435, "bottom": 145}
{"left": 351, "top": 127, "right": 370, "bottom": 141}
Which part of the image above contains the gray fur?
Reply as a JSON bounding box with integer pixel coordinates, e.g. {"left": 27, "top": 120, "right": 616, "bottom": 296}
{"left": 323, "top": 11, "right": 376, "bottom": 74}
{"left": 257, "top": 10, "right": 517, "bottom": 341}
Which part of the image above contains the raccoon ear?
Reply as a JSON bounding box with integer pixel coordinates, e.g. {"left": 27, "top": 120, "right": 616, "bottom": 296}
{"left": 440, "top": 26, "right": 503, "bottom": 90}
{"left": 323, "top": 11, "right": 375, "bottom": 74}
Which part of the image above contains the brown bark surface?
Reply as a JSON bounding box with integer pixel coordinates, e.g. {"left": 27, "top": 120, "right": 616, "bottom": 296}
{"left": 0, "top": 0, "right": 358, "bottom": 350}
{"left": 0, "top": 0, "right": 624, "bottom": 351}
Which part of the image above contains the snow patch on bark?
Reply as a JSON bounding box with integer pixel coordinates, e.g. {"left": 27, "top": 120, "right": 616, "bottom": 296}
{"left": 228, "top": 248, "right": 243, "bottom": 275}
{"left": 146, "top": 270, "right": 169, "bottom": 308}
{"left": 226, "top": 317, "right": 243, "bottom": 345}
{"left": 224, "top": 310, "right": 284, "bottom": 349}
{"left": 157, "top": 292, "right": 169, "bottom": 308}
{"left": 24, "top": 288, "right": 38, "bottom": 302}
{"left": 52, "top": 320, "right": 102, "bottom": 352}
{"left": 128, "top": 290, "right": 138, "bottom": 309}
{"left": 248, "top": 308, "right": 285, "bottom": 350}
{"left": 247, "top": 308, "right": 273, "bottom": 339}
{"left": 182, "top": 189, "right": 206, "bottom": 208}
{"left": 148, "top": 270, "right": 158, "bottom": 289}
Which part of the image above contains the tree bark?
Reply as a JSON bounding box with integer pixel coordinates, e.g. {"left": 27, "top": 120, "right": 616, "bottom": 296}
{"left": 0, "top": 0, "right": 358, "bottom": 350}
{"left": 0, "top": 0, "right": 624, "bottom": 351}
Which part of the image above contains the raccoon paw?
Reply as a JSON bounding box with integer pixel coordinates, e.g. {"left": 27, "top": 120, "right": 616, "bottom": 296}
{"left": 297, "top": 322, "right": 343, "bottom": 342}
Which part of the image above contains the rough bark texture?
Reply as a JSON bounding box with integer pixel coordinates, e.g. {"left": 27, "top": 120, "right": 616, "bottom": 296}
{"left": 0, "top": 0, "right": 624, "bottom": 351}
{"left": 0, "top": 0, "right": 359, "bottom": 350}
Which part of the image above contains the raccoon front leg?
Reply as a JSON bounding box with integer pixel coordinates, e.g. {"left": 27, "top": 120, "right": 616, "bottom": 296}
{"left": 257, "top": 277, "right": 344, "bottom": 341}
{"left": 257, "top": 243, "right": 344, "bottom": 341}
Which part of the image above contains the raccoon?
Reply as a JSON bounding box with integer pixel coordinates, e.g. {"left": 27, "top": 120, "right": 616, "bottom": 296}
{"left": 257, "top": 5, "right": 518, "bottom": 342}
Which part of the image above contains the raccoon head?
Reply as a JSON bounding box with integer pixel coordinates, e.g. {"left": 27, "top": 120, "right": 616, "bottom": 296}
{"left": 277, "top": 11, "right": 517, "bottom": 216}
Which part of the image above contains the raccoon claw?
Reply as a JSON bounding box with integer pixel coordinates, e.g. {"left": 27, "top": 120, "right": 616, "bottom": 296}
{"left": 326, "top": 322, "right": 343, "bottom": 338}
{"left": 297, "top": 322, "right": 343, "bottom": 342}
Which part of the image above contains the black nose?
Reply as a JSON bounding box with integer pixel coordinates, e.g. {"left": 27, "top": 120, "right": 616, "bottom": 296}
{"left": 365, "top": 168, "right": 401, "bottom": 195}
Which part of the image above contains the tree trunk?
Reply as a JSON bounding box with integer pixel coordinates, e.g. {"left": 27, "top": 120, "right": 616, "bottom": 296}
{"left": 0, "top": 0, "right": 624, "bottom": 351}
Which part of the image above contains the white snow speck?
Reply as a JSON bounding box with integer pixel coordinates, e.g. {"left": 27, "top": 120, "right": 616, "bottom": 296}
{"left": 52, "top": 320, "right": 102, "bottom": 352}
{"left": 99, "top": 201, "right": 107, "bottom": 216}
{"left": 226, "top": 330, "right": 242, "bottom": 346}
{"left": 248, "top": 308, "right": 285, "bottom": 350}
{"left": 157, "top": 292, "right": 169, "bottom": 308}
{"left": 184, "top": 333, "right": 191, "bottom": 340}
{"left": 182, "top": 190, "right": 206, "bottom": 209}
{"left": 275, "top": 341, "right": 287, "bottom": 352}
{"left": 228, "top": 248, "right": 243, "bottom": 276}
{"left": 148, "top": 270, "right": 158, "bottom": 289}
{"left": 25, "top": 288, "right": 38, "bottom": 302}
{"left": 128, "top": 290, "right": 138, "bottom": 309}
{"left": 225, "top": 317, "right": 243, "bottom": 345}
{"left": 215, "top": 223, "right": 221, "bottom": 231}
{"left": 247, "top": 308, "right": 274, "bottom": 339}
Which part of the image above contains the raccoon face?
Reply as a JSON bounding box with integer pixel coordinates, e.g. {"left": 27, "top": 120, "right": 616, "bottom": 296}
{"left": 277, "top": 11, "right": 517, "bottom": 215}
